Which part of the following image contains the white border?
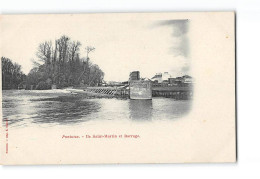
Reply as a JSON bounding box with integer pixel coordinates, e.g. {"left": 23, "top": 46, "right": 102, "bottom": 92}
{"left": 1, "top": 0, "right": 260, "bottom": 178}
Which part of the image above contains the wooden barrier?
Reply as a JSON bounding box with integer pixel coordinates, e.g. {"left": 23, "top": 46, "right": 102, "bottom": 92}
{"left": 71, "top": 85, "right": 193, "bottom": 100}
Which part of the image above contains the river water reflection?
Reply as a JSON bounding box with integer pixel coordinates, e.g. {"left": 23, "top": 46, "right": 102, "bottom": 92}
{"left": 2, "top": 90, "right": 192, "bottom": 128}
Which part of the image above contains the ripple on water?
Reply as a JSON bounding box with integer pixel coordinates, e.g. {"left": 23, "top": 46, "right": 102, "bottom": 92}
{"left": 2, "top": 90, "right": 192, "bottom": 128}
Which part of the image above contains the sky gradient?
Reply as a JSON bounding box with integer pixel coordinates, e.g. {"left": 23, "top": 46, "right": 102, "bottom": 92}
{"left": 1, "top": 15, "right": 190, "bottom": 82}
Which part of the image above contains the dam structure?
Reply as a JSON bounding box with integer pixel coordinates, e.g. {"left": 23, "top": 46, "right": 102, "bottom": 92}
{"left": 69, "top": 71, "right": 193, "bottom": 100}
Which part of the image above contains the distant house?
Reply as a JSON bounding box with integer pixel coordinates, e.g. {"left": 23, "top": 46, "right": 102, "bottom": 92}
{"left": 151, "top": 72, "right": 171, "bottom": 83}
{"left": 182, "top": 75, "right": 193, "bottom": 84}
{"left": 168, "top": 78, "right": 179, "bottom": 86}
{"left": 176, "top": 76, "right": 184, "bottom": 83}
{"left": 168, "top": 75, "right": 194, "bottom": 86}
{"left": 151, "top": 73, "right": 162, "bottom": 83}
{"left": 168, "top": 78, "right": 176, "bottom": 84}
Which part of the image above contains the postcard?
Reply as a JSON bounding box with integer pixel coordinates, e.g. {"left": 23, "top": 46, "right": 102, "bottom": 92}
{"left": 0, "top": 12, "right": 236, "bottom": 164}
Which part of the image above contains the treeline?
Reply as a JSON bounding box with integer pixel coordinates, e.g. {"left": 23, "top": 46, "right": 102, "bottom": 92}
{"left": 2, "top": 35, "right": 105, "bottom": 90}
{"left": 1, "top": 57, "right": 26, "bottom": 90}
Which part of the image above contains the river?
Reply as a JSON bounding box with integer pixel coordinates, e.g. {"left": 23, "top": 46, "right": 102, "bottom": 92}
{"left": 2, "top": 90, "right": 192, "bottom": 128}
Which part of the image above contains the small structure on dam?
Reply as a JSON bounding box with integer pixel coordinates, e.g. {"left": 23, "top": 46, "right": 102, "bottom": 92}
{"left": 129, "top": 71, "right": 152, "bottom": 100}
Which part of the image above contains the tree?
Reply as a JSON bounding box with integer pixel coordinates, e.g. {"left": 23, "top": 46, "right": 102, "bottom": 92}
{"left": 1, "top": 57, "right": 25, "bottom": 89}
{"left": 26, "top": 35, "right": 104, "bottom": 89}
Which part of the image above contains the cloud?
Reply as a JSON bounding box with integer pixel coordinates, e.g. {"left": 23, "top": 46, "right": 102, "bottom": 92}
{"left": 158, "top": 20, "right": 189, "bottom": 37}
{"left": 154, "top": 20, "right": 190, "bottom": 58}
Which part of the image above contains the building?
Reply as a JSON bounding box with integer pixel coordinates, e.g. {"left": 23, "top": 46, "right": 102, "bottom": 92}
{"left": 176, "top": 76, "right": 184, "bottom": 84}
{"left": 129, "top": 71, "right": 140, "bottom": 81}
{"left": 182, "top": 75, "right": 193, "bottom": 84}
{"left": 168, "top": 78, "right": 177, "bottom": 86}
{"left": 162, "top": 72, "right": 171, "bottom": 81}
{"left": 151, "top": 72, "right": 172, "bottom": 83}
{"left": 166, "top": 75, "right": 194, "bottom": 86}
{"left": 151, "top": 73, "right": 162, "bottom": 83}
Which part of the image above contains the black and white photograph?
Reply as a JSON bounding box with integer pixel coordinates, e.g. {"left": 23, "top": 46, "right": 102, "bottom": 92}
{"left": 2, "top": 0, "right": 260, "bottom": 179}
{"left": 1, "top": 18, "right": 193, "bottom": 127}
{"left": 0, "top": 12, "right": 236, "bottom": 166}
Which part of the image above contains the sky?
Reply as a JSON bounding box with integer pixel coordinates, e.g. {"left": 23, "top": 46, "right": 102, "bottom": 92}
{"left": 1, "top": 15, "right": 190, "bottom": 82}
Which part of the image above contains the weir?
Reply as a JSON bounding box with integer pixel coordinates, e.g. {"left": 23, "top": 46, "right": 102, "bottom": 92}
{"left": 70, "top": 85, "right": 192, "bottom": 100}
{"left": 69, "top": 71, "right": 193, "bottom": 100}
{"left": 69, "top": 86, "right": 129, "bottom": 98}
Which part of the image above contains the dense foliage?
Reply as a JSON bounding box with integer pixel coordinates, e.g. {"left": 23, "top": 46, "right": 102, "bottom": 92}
{"left": 1, "top": 57, "right": 26, "bottom": 90}
{"left": 2, "top": 35, "right": 104, "bottom": 90}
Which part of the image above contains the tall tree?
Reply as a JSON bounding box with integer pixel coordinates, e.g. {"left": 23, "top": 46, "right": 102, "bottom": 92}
{"left": 27, "top": 35, "right": 104, "bottom": 89}
{"left": 1, "top": 57, "right": 25, "bottom": 89}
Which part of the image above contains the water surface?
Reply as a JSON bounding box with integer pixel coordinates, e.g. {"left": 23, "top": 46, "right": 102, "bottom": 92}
{"left": 2, "top": 90, "right": 192, "bottom": 128}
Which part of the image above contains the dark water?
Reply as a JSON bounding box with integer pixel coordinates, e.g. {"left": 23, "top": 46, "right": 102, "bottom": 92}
{"left": 2, "top": 90, "right": 192, "bottom": 128}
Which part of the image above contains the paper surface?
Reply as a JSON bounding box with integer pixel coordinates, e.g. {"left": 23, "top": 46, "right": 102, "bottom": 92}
{"left": 0, "top": 12, "right": 236, "bottom": 164}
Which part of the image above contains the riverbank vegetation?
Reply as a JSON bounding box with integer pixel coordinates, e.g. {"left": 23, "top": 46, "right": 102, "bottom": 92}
{"left": 1, "top": 57, "right": 26, "bottom": 90}
{"left": 2, "top": 35, "right": 104, "bottom": 90}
